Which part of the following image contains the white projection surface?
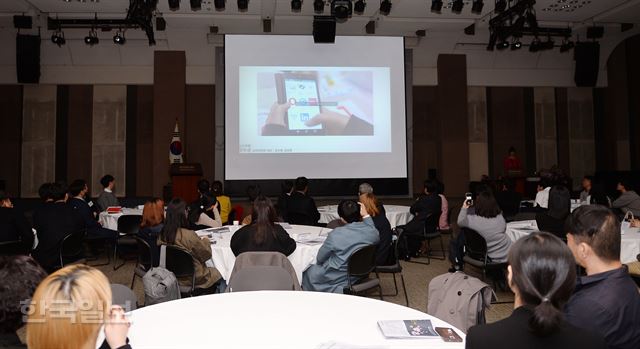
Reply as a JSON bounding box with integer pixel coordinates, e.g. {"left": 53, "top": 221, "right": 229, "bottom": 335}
{"left": 225, "top": 35, "right": 407, "bottom": 180}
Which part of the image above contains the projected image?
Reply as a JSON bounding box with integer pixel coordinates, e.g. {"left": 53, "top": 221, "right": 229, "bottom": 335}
{"left": 257, "top": 70, "right": 374, "bottom": 136}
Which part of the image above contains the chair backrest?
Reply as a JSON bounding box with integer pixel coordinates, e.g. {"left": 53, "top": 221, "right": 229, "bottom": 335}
{"left": 462, "top": 228, "right": 489, "bottom": 262}
{"left": 0, "top": 240, "right": 30, "bottom": 256}
{"left": 133, "top": 236, "right": 154, "bottom": 270}
{"left": 118, "top": 215, "right": 143, "bottom": 235}
{"left": 110, "top": 283, "right": 138, "bottom": 311}
{"left": 287, "top": 211, "right": 315, "bottom": 226}
{"left": 228, "top": 252, "right": 301, "bottom": 291}
{"left": 347, "top": 244, "right": 378, "bottom": 278}
{"left": 60, "top": 231, "right": 86, "bottom": 258}
{"left": 424, "top": 213, "right": 440, "bottom": 234}
{"left": 164, "top": 245, "right": 195, "bottom": 279}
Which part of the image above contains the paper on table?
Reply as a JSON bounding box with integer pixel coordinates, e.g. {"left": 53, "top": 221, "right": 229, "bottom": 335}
{"left": 276, "top": 222, "right": 293, "bottom": 229}
{"left": 315, "top": 342, "right": 388, "bottom": 349}
{"left": 377, "top": 320, "right": 439, "bottom": 339}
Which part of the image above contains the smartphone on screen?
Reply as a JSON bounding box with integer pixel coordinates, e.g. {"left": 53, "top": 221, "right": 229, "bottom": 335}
{"left": 275, "top": 72, "right": 324, "bottom": 135}
{"left": 465, "top": 192, "right": 473, "bottom": 206}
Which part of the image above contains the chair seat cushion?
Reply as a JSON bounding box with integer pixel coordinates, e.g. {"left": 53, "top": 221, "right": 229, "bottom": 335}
{"left": 375, "top": 264, "right": 402, "bottom": 273}
{"left": 350, "top": 278, "right": 380, "bottom": 293}
{"left": 463, "top": 256, "right": 486, "bottom": 268}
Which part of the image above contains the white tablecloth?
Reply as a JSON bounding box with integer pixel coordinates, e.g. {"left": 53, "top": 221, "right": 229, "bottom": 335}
{"left": 204, "top": 224, "right": 331, "bottom": 283}
{"left": 120, "top": 291, "right": 465, "bottom": 349}
{"left": 319, "top": 205, "right": 412, "bottom": 228}
{"left": 505, "top": 220, "right": 640, "bottom": 264}
{"left": 98, "top": 208, "right": 143, "bottom": 231}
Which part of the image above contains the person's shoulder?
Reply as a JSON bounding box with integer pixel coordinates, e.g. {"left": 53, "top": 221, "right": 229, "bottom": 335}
{"left": 560, "top": 322, "right": 607, "bottom": 349}
{"left": 466, "top": 319, "right": 510, "bottom": 347}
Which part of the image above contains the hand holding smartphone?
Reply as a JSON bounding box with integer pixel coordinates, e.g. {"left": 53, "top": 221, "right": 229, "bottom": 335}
{"left": 275, "top": 72, "right": 324, "bottom": 135}
{"left": 464, "top": 192, "right": 473, "bottom": 207}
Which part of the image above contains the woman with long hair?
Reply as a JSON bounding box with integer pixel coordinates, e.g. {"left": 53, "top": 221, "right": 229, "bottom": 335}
{"left": 536, "top": 186, "right": 571, "bottom": 239}
{"left": 159, "top": 198, "right": 222, "bottom": 293}
{"left": 26, "top": 264, "right": 132, "bottom": 349}
{"left": 466, "top": 232, "right": 606, "bottom": 349}
{"left": 230, "top": 195, "right": 296, "bottom": 257}
{"left": 359, "top": 192, "right": 393, "bottom": 265}
{"left": 138, "top": 197, "right": 164, "bottom": 265}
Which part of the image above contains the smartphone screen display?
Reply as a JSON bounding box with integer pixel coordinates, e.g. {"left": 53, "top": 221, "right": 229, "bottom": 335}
{"left": 283, "top": 78, "right": 322, "bottom": 131}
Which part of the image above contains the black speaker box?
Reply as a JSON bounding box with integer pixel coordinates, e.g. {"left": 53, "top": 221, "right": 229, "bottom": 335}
{"left": 313, "top": 16, "right": 336, "bottom": 43}
{"left": 574, "top": 42, "right": 599, "bottom": 87}
{"left": 16, "top": 34, "right": 40, "bottom": 84}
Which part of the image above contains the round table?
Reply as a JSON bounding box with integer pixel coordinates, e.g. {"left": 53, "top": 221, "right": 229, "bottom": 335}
{"left": 318, "top": 205, "right": 412, "bottom": 228}
{"left": 123, "top": 291, "right": 465, "bottom": 349}
{"left": 98, "top": 208, "right": 143, "bottom": 231}
{"left": 505, "top": 220, "right": 640, "bottom": 264}
{"left": 202, "top": 224, "right": 331, "bottom": 283}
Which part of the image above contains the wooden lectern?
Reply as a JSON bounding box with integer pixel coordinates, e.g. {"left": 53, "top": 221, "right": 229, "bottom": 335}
{"left": 170, "top": 163, "right": 203, "bottom": 203}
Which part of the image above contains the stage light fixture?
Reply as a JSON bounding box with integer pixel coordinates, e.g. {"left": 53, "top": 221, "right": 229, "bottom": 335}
{"left": 495, "top": 0, "right": 506, "bottom": 13}
{"left": 529, "top": 37, "right": 540, "bottom": 52}
{"left": 214, "top": 0, "right": 225, "bottom": 10}
{"left": 313, "top": 15, "right": 336, "bottom": 43}
{"left": 314, "top": 0, "right": 324, "bottom": 13}
{"left": 354, "top": 0, "right": 366, "bottom": 14}
{"left": 431, "top": 0, "right": 443, "bottom": 14}
{"left": 84, "top": 29, "right": 99, "bottom": 46}
{"left": 559, "top": 38, "right": 574, "bottom": 53}
{"left": 379, "top": 0, "right": 391, "bottom": 15}
{"left": 496, "top": 40, "right": 509, "bottom": 50}
{"left": 191, "top": 0, "right": 202, "bottom": 10}
{"left": 291, "top": 0, "right": 302, "bottom": 12}
{"left": 113, "top": 30, "right": 126, "bottom": 45}
{"left": 51, "top": 30, "right": 66, "bottom": 47}
{"left": 237, "top": 0, "right": 249, "bottom": 11}
{"left": 451, "top": 0, "right": 464, "bottom": 14}
{"left": 332, "top": 0, "right": 352, "bottom": 20}
{"left": 511, "top": 40, "right": 522, "bottom": 50}
{"left": 540, "top": 38, "right": 554, "bottom": 51}
{"left": 168, "top": 0, "right": 179, "bottom": 10}
{"left": 365, "top": 20, "right": 375, "bottom": 34}
{"left": 471, "top": 0, "right": 483, "bottom": 14}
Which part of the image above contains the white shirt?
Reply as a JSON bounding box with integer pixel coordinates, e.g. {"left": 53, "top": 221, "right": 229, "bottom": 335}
{"left": 104, "top": 188, "right": 113, "bottom": 193}
{"left": 535, "top": 187, "right": 551, "bottom": 209}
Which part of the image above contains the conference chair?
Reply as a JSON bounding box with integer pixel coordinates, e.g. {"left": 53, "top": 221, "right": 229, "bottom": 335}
{"left": 164, "top": 245, "right": 196, "bottom": 297}
{"left": 406, "top": 213, "right": 445, "bottom": 265}
{"left": 114, "top": 215, "right": 142, "bottom": 270}
{"left": 344, "top": 244, "right": 382, "bottom": 299}
{"left": 375, "top": 230, "right": 409, "bottom": 306}
{"left": 0, "top": 240, "right": 30, "bottom": 256}
{"left": 110, "top": 283, "right": 138, "bottom": 311}
{"left": 227, "top": 252, "right": 300, "bottom": 292}
{"left": 462, "top": 228, "right": 508, "bottom": 292}
{"left": 56, "top": 231, "right": 87, "bottom": 270}
{"left": 130, "top": 236, "right": 155, "bottom": 289}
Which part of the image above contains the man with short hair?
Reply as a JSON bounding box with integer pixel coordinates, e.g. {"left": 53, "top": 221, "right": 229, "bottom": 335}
{"left": 564, "top": 205, "right": 640, "bottom": 349}
{"left": 534, "top": 179, "right": 551, "bottom": 209}
{"left": 611, "top": 179, "right": 640, "bottom": 217}
{"left": 0, "top": 191, "right": 33, "bottom": 252}
{"left": 285, "top": 177, "right": 320, "bottom": 226}
{"left": 398, "top": 179, "right": 442, "bottom": 257}
{"left": 302, "top": 200, "right": 379, "bottom": 293}
{"left": 96, "top": 174, "right": 119, "bottom": 212}
{"left": 68, "top": 179, "right": 118, "bottom": 240}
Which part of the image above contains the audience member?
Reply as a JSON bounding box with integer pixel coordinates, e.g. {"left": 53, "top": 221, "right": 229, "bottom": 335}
{"left": 564, "top": 205, "right": 640, "bottom": 349}
{"left": 359, "top": 190, "right": 392, "bottom": 266}
{"left": 399, "top": 180, "right": 441, "bottom": 257}
{"left": 26, "top": 264, "right": 132, "bottom": 349}
{"left": 68, "top": 179, "right": 118, "bottom": 240}
{"left": 212, "top": 180, "right": 231, "bottom": 224}
{"left": 285, "top": 177, "right": 320, "bottom": 226}
{"left": 196, "top": 179, "right": 210, "bottom": 198}
{"left": 276, "top": 180, "right": 294, "bottom": 219}
{"left": 31, "top": 182, "right": 85, "bottom": 272}
{"left": 138, "top": 198, "right": 164, "bottom": 266}
{"left": 611, "top": 179, "right": 640, "bottom": 216}
{"left": 37, "top": 182, "right": 53, "bottom": 202}
{"left": 466, "top": 232, "right": 606, "bottom": 349}
{"left": 158, "top": 198, "right": 222, "bottom": 294}
{"left": 230, "top": 196, "right": 296, "bottom": 257}
{"left": 534, "top": 179, "right": 551, "bottom": 209}
{"left": 302, "top": 200, "right": 379, "bottom": 293}
{"left": 503, "top": 146, "right": 523, "bottom": 175}
{"left": 434, "top": 180, "right": 450, "bottom": 231}
{"left": 579, "top": 176, "right": 593, "bottom": 203}
{"left": 96, "top": 174, "right": 119, "bottom": 212}
{"left": 494, "top": 179, "right": 522, "bottom": 219}
{"left": 535, "top": 186, "right": 571, "bottom": 239}
{"left": 0, "top": 190, "right": 34, "bottom": 252}
{"left": 458, "top": 189, "right": 511, "bottom": 263}
{"left": 188, "top": 192, "right": 222, "bottom": 230}
{"left": 0, "top": 256, "right": 47, "bottom": 348}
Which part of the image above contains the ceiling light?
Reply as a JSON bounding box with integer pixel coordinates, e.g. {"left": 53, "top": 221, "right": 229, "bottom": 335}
{"left": 113, "top": 30, "right": 126, "bottom": 45}
{"left": 471, "top": 0, "right": 483, "bottom": 14}
{"left": 451, "top": 0, "right": 464, "bottom": 13}
{"left": 291, "top": 0, "right": 302, "bottom": 12}
{"left": 511, "top": 40, "right": 522, "bottom": 50}
{"left": 332, "top": 0, "right": 352, "bottom": 20}
{"left": 354, "top": 0, "right": 366, "bottom": 14}
{"left": 84, "top": 29, "right": 99, "bottom": 46}
{"left": 379, "top": 0, "right": 391, "bottom": 15}
{"left": 560, "top": 38, "right": 575, "bottom": 53}
{"left": 431, "top": 0, "right": 443, "bottom": 13}
{"left": 51, "top": 30, "right": 65, "bottom": 47}
{"left": 237, "top": 0, "right": 248, "bottom": 11}
{"left": 168, "top": 0, "right": 179, "bottom": 10}
{"left": 190, "top": 0, "right": 202, "bottom": 10}
{"left": 214, "top": 0, "right": 225, "bottom": 10}
{"left": 529, "top": 37, "right": 540, "bottom": 52}
{"left": 314, "top": 0, "right": 324, "bottom": 13}
{"left": 495, "top": 0, "right": 506, "bottom": 13}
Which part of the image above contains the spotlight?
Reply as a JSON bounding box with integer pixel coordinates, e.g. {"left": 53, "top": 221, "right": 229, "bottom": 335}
{"left": 168, "top": 0, "right": 180, "bottom": 10}
{"left": 190, "top": 0, "right": 202, "bottom": 10}
{"left": 237, "top": 0, "right": 248, "bottom": 11}
{"left": 511, "top": 40, "right": 522, "bottom": 50}
{"left": 471, "top": 0, "right": 483, "bottom": 14}
{"left": 540, "top": 38, "right": 555, "bottom": 51}
{"left": 354, "top": 0, "right": 366, "bottom": 14}
{"left": 560, "top": 39, "right": 575, "bottom": 53}
{"left": 365, "top": 20, "right": 375, "bottom": 34}
{"left": 379, "top": 0, "right": 391, "bottom": 15}
{"left": 495, "top": 0, "right": 506, "bottom": 13}
{"left": 313, "top": 15, "right": 336, "bottom": 43}
{"left": 291, "top": 0, "right": 302, "bottom": 12}
{"left": 431, "top": 0, "right": 443, "bottom": 14}
{"left": 214, "top": 0, "right": 225, "bottom": 10}
{"left": 113, "top": 30, "right": 126, "bottom": 45}
{"left": 529, "top": 37, "right": 540, "bottom": 52}
{"left": 84, "top": 29, "right": 99, "bottom": 46}
{"left": 314, "top": 0, "right": 324, "bottom": 13}
{"left": 496, "top": 40, "right": 509, "bottom": 50}
{"left": 464, "top": 23, "right": 475, "bottom": 35}
{"left": 50, "top": 31, "right": 65, "bottom": 47}
{"left": 451, "top": 0, "right": 464, "bottom": 14}
{"left": 332, "top": 0, "right": 352, "bottom": 20}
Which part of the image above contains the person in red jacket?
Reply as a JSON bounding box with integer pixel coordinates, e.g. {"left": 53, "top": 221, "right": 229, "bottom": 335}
{"left": 503, "top": 146, "right": 522, "bottom": 176}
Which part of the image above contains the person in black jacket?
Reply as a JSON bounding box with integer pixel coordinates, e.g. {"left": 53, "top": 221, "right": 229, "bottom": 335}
{"left": 68, "top": 179, "right": 118, "bottom": 241}
{"left": 535, "top": 185, "right": 570, "bottom": 239}
{"left": 494, "top": 179, "right": 522, "bottom": 220}
{"left": 231, "top": 196, "right": 296, "bottom": 257}
{"left": 358, "top": 187, "right": 393, "bottom": 265}
{"left": 398, "top": 179, "right": 441, "bottom": 257}
{"left": 466, "top": 232, "right": 606, "bottom": 349}
{"left": 0, "top": 191, "right": 34, "bottom": 252}
{"left": 284, "top": 177, "right": 320, "bottom": 226}
{"left": 276, "top": 180, "right": 294, "bottom": 220}
{"left": 31, "top": 182, "right": 85, "bottom": 272}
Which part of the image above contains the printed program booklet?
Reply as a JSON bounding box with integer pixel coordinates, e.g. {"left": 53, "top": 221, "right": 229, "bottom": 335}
{"left": 377, "top": 320, "right": 439, "bottom": 339}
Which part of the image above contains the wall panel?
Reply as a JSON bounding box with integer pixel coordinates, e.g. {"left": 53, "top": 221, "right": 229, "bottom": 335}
{"left": 0, "top": 86, "right": 23, "bottom": 195}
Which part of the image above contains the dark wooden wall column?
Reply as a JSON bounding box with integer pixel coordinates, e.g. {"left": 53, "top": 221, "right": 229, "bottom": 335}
{"left": 487, "top": 87, "right": 526, "bottom": 177}
{"left": 0, "top": 85, "right": 24, "bottom": 195}
{"left": 185, "top": 85, "right": 216, "bottom": 182}
{"left": 555, "top": 88, "right": 571, "bottom": 173}
{"left": 66, "top": 85, "right": 93, "bottom": 183}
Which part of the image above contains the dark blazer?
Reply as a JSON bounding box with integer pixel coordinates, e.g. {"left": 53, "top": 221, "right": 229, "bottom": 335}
{"left": 535, "top": 211, "right": 568, "bottom": 239}
{"left": 404, "top": 193, "right": 441, "bottom": 235}
{"left": 68, "top": 197, "right": 118, "bottom": 240}
{"left": 373, "top": 204, "right": 393, "bottom": 265}
{"left": 285, "top": 191, "right": 320, "bottom": 226}
{"left": 0, "top": 207, "right": 34, "bottom": 251}
{"left": 32, "top": 202, "right": 85, "bottom": 271}
{"left": 231, "top": 224, "right": 296, "bottom": 257}
{"left": 467, "top": 306, "right": 606, "bottom": 349}
{"left": 495, "top": 190, "right": 522, "bottom": 218}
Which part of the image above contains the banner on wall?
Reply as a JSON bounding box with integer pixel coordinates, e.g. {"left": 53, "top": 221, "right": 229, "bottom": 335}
{"left": 169, "top": 120, "right": 184, "bottom": 164}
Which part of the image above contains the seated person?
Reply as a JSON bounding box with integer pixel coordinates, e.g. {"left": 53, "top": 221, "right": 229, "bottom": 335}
{"left": 579, "top": 175, "right": 593, "bottom": 203}
{"left": 275, "top": 180, "right": 294, "bottom": 220}
{"left": 230, "top": 196, "right": 296, "bottom": 257}
{"left": 0, "top": 255, "right": 47, "bottom": 348}
{"left": 212, "top": 180, "right": 232, "bottom": 225}
{"left": 138, "top": 197, "right": 164, "bottom": 266}
{"left": 31, "top": 182, "right": 85, "bottom": 272}
{"left": 188, "top": 192, "right": 222, "bottom": 230}
{"left": 0, "top": 191, "right": 34, "bottom": 252}
{"left": 494, "top": 179, "right": 522, "bottom": 219}
{"left": 534, "top": 180, "right": 551, "bottom": 209}
{"left": 302, "top": 200, "right": 379, "bottom": 293}
{"left": 535, "top": 185, "right": 570, "bottom": 239}
{"left": 466, "top": 232, "right": 606, "bottom": 349}
{"left": 26, "top": 264, "right": 132, "bottom": 349}
{"left": 564, "top": 205, "right": 640, "bottom": 349}
{"left": 611, "top": 179, "right": 640, "bottom": 216}
{"left": 285, "top": 177, "right": 320, "bottom": 226}
{"left": 158, "top": 198, "right": 222, "bottom": 294}
{"left": 359, "top": 190, "right": 392, "bottom": 266}
{"left": 196, "top": 178, "right": 210, "bottom": 198}
{"left": 68, "top": 179, "right": 118, "bottom": 241}
{"left": 96, "top": 174, "right": 119, "bottom": 212}
{"left": 398, "top": 180, "right": 441, "bottom": 257}
{"left": 435, "top": 181, "right": 450, "bottom": 231}
{"left": 458, "top": 189, "right": 512, "bottom": 263}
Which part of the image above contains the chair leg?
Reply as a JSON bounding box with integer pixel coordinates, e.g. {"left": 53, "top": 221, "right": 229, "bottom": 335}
{"left": 400, "top": 273, "right": 409, "bottom": 307}
{"left": 86, "top": 241, "right": 111, "bottom": 267}
{"left": 391, "top": 273, "right": 399, "bottom": 296}
{"left": 113, "top": 243, "right": 126, "bottom": 270}
{"left": 378, "top": 285, "right": 383, "bottom": 300}
{"left": 130, "top": 271, "right": 137, "bottom": 289}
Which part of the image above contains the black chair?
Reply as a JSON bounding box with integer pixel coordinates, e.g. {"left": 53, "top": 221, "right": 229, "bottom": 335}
{"left": 226, "top": 208, "right": 236, "bottom": 225}
{"left": 344, "top": 244, "right": 382, "bottom": 299}
{"left": 111, "top": 283, "right": 138, "bottom": 311}
{"left": 130, "top": 236, "right": 154, "bottom": 289}
{"left": 462, "top": 228, "right": 508, "bottom": 290}
{"left": 113, "top": 215, "right": 142, "bottom": 270}
{"left": 406, "top": 213, "right": 445, "bottom": 265}
{"left": 375, "top": 230, "right": 409, "bottom": 306}
{"left": 0, "top": 240, "right": 30, "bottom": 256}
{"left": 164, "top": 245, "right": 196, "bottom": 297}
{"left": 56, "top": 231, "right": 87, "bottom": 270}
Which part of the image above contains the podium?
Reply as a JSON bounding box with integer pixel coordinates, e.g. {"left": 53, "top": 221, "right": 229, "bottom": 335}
{"left": 170, "top": 163, "right": 202, "bottom": 204}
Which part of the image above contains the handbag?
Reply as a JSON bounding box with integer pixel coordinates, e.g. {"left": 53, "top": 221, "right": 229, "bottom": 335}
{"left": 621, "top": 211, "right": 634, "bottom": 235}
